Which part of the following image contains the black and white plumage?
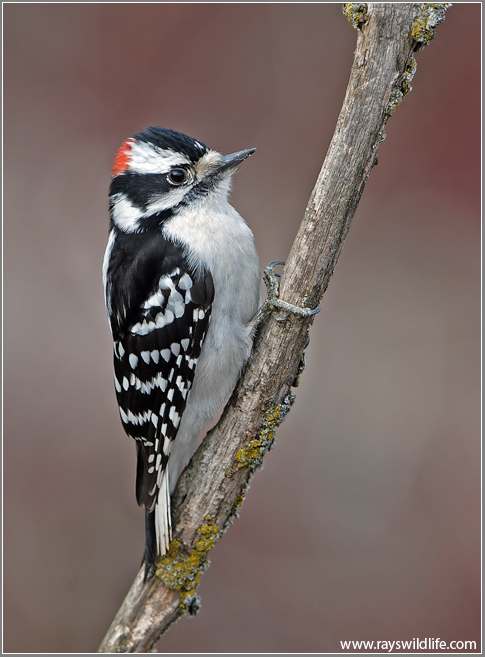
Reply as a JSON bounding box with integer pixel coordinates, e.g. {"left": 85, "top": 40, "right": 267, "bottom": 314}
{"left": 103, "top": 126, "right": 260, "bottom": 570}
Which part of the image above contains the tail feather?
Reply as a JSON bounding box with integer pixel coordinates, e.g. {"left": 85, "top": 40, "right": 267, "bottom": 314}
{"left": 143, "top": 509, "right": 157, "bottom": 579}
{"left": 155, "top": 473, "right": 172, "bottom": 555}
{"left": 142, "top": 474, "right": 172, "bottom": 579}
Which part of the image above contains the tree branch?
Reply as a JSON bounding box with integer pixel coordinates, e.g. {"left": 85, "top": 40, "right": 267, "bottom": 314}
{"left": 98, "top": 3, "right": 450, "bottom": 652}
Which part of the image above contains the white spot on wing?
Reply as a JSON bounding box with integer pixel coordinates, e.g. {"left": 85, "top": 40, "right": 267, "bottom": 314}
{"left": 164, "top": 309, "right": 174, "bottom": 325}
{"left": 178, "top": 273, "right": 193, "bottom": 290}
{"left": 143, "top": 290, "right": 166, "bottom": 309}
{"left": 133, "top": 372, "right": 168, "bottom": 394}
{"left": 169, "top": 405, "right": 180, "bottom": 428}
{"left": 155, "top": 312, "right": 167, "bottom": 329}
{"left": 120, "top": 408, "right": 152, "bottom": 426}
{"left": 171, "top": 343, "right": 180, "bottom": 357}
{"left": 159, "top": 274, "right": 177, "bottom": 290}
{"left": 151, "top": 350, "right": 160, "bottom": 364}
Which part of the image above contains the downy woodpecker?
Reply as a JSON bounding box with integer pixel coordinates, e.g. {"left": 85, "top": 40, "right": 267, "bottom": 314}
{"left": 103, "top": 126, "right": 261, "bottom": 571}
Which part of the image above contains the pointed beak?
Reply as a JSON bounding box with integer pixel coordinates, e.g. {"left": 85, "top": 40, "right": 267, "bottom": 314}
{"left": 216, "top": 148, "right": 256, "bottom": 174}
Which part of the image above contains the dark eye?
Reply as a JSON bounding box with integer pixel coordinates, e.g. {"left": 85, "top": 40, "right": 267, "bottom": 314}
{"left": 167, "top": 168, "right": 189, "bottom": 185}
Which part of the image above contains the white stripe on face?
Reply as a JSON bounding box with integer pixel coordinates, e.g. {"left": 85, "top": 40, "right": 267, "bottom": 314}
{"left": 128, "top": 141, "right": 191, "bottom": 174}
{"left": 111, "top": 193, "right": 144, "bottom": 232}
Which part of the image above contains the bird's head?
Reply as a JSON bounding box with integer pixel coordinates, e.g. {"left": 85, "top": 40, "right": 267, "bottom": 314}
{"left": 109, "top": 126, "right": 255, "bottom": 233}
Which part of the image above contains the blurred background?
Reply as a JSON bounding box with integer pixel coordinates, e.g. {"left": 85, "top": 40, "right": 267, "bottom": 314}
{"left": 4, "top": 4, "right": 480, "bottom": 653}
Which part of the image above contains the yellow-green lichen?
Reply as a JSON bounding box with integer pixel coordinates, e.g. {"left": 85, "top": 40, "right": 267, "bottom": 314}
{"left": 155, "top": 516, "right": 221, "bottom": 606}
{"left": 231, "top": 483, "right": 249, "bottom": 518}
{"left": 412, "top": 3, "right": 451, "bottom": 48}
{"left": 234, "top": 437, "right": 268, "bottom": 470}
{"left": 374, "top": 55, "right": 417, "bottom": 148}
{"left": 386, "top": 56, "right": 417, "bottom": 118}
{"left": 223, "top": 479, "right": 253, "bottom": 532}
{"left": 342, "top": 3, "right": 368, "bottom": 30}
{"left": 232, "top": 393, "right": 296, "bottom": 474}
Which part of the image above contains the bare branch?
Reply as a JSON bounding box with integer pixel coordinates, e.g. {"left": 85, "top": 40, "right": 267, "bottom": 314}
{"left": 98, "top": 4, "right": 451, "bottom": 652}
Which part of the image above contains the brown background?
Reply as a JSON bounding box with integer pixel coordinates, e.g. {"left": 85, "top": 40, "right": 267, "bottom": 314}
{"left": 4, "top": 4, "right": 480, "bottom": 653}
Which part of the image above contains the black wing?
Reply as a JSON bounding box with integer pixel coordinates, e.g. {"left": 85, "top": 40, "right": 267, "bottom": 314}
{"left": 107, "top": 230, "right": 213, "bottom": 511}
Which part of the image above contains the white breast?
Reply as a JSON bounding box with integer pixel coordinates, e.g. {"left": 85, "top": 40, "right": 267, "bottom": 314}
{"left": 162, "top": 190, "right": 261, "bottom": 487}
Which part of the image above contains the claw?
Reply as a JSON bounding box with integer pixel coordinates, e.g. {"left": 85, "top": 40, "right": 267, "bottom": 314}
{"left": 309, "top": 304, "right": 321, "bottom": 316}
{"left": 267, "top": 260, "right": 285, "bottom": 269}
{"left": 261, "top": 260, "right": 320, "bottom": 322}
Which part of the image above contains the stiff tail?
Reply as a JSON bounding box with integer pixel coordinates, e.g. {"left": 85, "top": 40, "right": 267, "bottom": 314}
{"left": 143, "top": 474, "right": 172, "bottom": 579}
{"left": 155, "top": 472, "right": 172, "bottom": 555}
{"left": 143, "top": 509, "right": 157, "bottom": 578}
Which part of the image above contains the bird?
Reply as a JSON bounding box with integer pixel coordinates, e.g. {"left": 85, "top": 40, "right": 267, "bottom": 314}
{"left": 102, "top": 126, "right": 261, "bottom": 573}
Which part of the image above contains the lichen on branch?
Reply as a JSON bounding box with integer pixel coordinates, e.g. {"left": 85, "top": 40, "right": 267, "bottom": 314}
{"left": 342, "top": 3, "right": 368, "bottom": 30}
{"left": 412, "top": 3, "right": 452, "bottom": 49}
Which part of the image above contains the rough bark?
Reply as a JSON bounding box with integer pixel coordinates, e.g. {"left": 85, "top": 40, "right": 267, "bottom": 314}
{"left": 98, "top": 3, "right": 450, "bottom": 652}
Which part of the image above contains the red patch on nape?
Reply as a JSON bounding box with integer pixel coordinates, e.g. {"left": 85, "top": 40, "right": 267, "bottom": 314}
{"left": 111, "top": 138, "right": 135, "bottom": 176}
